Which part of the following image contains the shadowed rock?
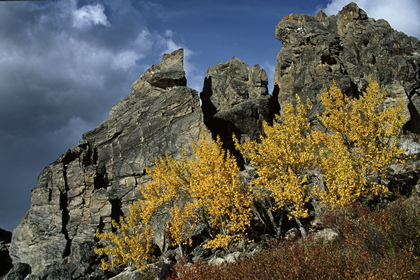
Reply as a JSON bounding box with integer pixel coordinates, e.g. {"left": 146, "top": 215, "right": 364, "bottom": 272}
{"left": 201, "top": 57, "right": 279, "bottom": 156}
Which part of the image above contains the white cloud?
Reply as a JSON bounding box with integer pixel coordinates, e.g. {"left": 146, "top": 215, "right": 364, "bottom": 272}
{"left": 263, "top": 61, "right": 276, "bottom": 92}
{"left": 134, "top": 30, "right": 154, "bottom": 53}
{"left": 73, "top": 3, "right": 110, "bottom": 28}
{"left": 322, "top": 0, "right": 420, "bottom": 38}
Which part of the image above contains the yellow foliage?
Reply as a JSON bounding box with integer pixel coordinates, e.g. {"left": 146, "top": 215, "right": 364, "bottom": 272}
{"left": 95, "top": 133, "right": 253, "bottom": 270}
{"left": 95, "top": 79, "right": 408, "bottom": 270}
{"left": 236, "top": 80, "right": 408, "bottom": 215}
{"left": 144, "top": 134, "right": 253, "bottom": 250}
{"left": 95, "top": 153, "right": 192, "bottom": 270}
{"left": 94, "top": 203, "right": 153, "bottom": 270}
{"left": 315, "top": 80, "right": 408, "bottom": 206}
{"left": 166, "top": 202, "right": 198, "bottom": 248}
{"left": 189, "top": 134, "right": 253, "bottom": 249}
{"left": 236, "top": 95, "right": 315, "bottom": 219}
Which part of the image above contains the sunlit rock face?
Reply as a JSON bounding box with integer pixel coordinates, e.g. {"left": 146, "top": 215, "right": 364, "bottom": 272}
{"left": 274, "top": 2, "right": 420, "bottom": 135}
{"left": 9, "top": 47, "right": 275, "bottom": 278}
{"left": 9, "top": 49, "right": 208, "bottom": 276}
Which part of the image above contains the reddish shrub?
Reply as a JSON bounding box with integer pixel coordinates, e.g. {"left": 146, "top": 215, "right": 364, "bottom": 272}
{"left": 170, "top": 197, "right": 420, "bottom": 280}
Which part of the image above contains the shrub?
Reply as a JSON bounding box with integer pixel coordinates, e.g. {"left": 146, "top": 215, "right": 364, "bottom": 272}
{"left": 95, "top": 134, "right": 253, "bottom": 270}
{"left": 170, "top": 197, "right": 420, "bottom": 279}
{"left": 96, "top": 80, "right": 410, "bottom": 272}
{"left": 236, "top": 79, "right": 408, "bottom": 224}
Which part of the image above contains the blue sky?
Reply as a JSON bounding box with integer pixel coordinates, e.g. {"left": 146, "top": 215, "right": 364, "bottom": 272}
{"left": 0, "top": 0, "right": 419, "bottom": 231}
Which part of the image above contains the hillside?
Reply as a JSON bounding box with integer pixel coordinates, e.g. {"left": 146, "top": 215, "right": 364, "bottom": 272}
{"left": 2, "top": 3, "right": 420, "bottom": 279}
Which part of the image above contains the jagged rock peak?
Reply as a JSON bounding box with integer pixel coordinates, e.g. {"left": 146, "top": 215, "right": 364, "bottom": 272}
{"left": 200, "top": 56, "right": 278, "bottom": 153}
{"left": 202, "top": 56, "right": 269, "bottom": 115}
{"left": 273, "top": 2, "right": 420, "bottom": 137}
{"left": 131, "top": 48, "right": 187, "bottom": 92}
{"left": 10, "top": 48, "right": 207, "bottom": 276}
{"left": 200, "top": 57, "right": 273, "bottom": 142}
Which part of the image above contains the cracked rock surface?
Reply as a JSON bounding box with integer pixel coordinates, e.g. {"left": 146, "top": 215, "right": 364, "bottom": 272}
{"left": 9, "top": 48, "right": 273, "bottom": 278}
{"left": 9, "top": 49, "right": 208, "bottom": 276}
{"left": 274, "top": 3, "right": 420, "bottom": 134}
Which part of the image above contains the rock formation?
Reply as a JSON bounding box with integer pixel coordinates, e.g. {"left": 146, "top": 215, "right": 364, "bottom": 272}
{"left": 8, "top": 3, "right": 420, "bottom": 279}
{"left": 274, "top": 2, "right": 420, "bottom": 134}
{"left": 10, "top": 49, "right": 208, "bottom": 277}
{"left": 9, "top": 49, "right": 273, "bottom": 278}
{"left": 201, "top": 57, "right": 278, "bottom": 160}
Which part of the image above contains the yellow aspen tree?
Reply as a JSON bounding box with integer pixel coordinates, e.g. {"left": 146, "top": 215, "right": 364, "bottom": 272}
{"left": 142, "top": 152, "right": 196, "bottom": 256}
{"left": 145, "top": 134, "right": 253, "bottom": 251}
{"left": 315, "top": 80, "right": 408, "bottom": 206}
{"left": 95, "top": 153, "right": 192, "bottom": 270}
{"left": 236, "top": 96, "right": 316, "bottom": 221}
{"left": 189, "top": 133, "right": 253, "bottom": 250}
{"left": 94, "top": 202, "right": 154, "bottom": 270}
{"left": 312, "top": 130, "right": 365, "bottom": 205}
{"left": 95, "top": 134, "right": 253, "bottom": 270}
{"left": 236, "top": 80, "right": 407, "bottom": 227}
{"left": 166, "top": 201, "right": 199, "bottom": 256}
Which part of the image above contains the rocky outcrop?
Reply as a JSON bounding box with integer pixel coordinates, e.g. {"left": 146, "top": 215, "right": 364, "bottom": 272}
{"left": 8, "top": 3, "right": 420, "bottom": 279}
{"left": 9, "top": 49, "right": 208, "bottom": 277}
{"left": 9, "top": 49, "right": 277, "bottom": 278}
{"left": 202, "top": 57, "right": 275, "bottom": 139}
{"left": 201, "top": 57, "right": 278, "bottom": 161}
{"left": 274, "top": 2, "right": 420, "bottom": 134}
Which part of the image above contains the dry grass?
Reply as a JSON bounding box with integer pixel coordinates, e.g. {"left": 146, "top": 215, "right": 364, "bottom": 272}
{"left": 169, "top": 196, "right": 420, "bottom": 280}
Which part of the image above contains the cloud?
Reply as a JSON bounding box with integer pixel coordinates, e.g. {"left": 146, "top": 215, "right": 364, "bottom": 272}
{"left": 73, "top": 3, "right": 110, "bottom": 28}
{"left": 262, "top": 61, "right": 276, "bottom": 92}
{"left": 321, "top": 0, "right": 420, "bottom": 38}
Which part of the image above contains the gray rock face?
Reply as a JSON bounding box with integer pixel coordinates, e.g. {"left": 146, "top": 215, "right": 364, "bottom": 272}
{"left": 201, "top": 57, "right": 279, "bottom": 156}
{"left": 10, "top": 49, "right": 208, "bottom": 276}
{"left": 9, "top": 49, "right": 274, "bottom": 278}
{"left": 274, "top": 2, "right": 420, "bottom": 133}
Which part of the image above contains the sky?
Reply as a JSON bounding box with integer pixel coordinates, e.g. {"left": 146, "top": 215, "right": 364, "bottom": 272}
{"left": 0, "top": 0, "right": 419, "bottom": 232}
